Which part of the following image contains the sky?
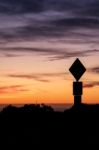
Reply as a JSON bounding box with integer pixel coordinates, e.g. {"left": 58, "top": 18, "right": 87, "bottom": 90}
{"left": 0, "top": 0, "right": 99, "bottom": 104}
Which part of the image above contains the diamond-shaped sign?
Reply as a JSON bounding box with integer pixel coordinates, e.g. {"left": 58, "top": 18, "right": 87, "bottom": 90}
{"left": 69, "top": 58, "right": 86, "bottom": 81}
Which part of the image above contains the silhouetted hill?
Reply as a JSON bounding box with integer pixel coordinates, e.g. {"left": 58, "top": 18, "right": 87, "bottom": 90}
{"left": 66, "top": 103, "right": 99, "bottom": 112}
{"left": 0, "top": 103, "right": 99, "bottom": 149}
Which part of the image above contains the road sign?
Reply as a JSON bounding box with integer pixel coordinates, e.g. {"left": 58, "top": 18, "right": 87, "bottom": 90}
{"left": 69, "top": 58, "right": 86, "bottom": 81}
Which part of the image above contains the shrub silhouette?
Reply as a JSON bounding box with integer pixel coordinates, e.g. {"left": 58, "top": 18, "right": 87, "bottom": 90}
{"left": 0, "top": 103, "right": 99, "bottom": 149}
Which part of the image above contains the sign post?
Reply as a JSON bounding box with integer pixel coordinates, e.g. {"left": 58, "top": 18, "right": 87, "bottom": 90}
{"left": 69, "top": 58, "right": 86, "bottom": 106}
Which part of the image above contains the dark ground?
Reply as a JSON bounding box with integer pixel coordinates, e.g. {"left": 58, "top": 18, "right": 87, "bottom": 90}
{"left": 0, "top": 103, "right": 99, "bottom": 149}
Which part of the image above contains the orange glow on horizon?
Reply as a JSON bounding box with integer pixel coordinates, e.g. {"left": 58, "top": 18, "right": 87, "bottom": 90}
{"left": 0, "top": 50, "right": 99, "bottom": 104}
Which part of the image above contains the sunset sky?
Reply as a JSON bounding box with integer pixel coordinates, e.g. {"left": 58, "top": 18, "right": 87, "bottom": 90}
{"left": 0, "top": 0, "right": 99, "bottom": 104}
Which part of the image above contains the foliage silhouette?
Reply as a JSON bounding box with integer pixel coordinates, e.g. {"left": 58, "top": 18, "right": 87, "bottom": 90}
{"left": 0, "top": 103, "right": 99, "bottom": 149}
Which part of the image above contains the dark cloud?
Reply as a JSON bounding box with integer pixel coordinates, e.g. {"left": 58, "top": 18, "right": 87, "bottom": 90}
{"left": 53, "top": 18, "right": 99, "bottom": 29}
{"left": 0, "top": 0, "right": 99, "bottom": 18}
{"left": 0, "top": 16, "right": 99, "bottom": 44}
{"left": 17, "top": 17, "right": 99, "bottom": 40}
{"left": 7, "top": 72, "right": 66, "bottom": 82}
{"left": 0, "top": 85, "right": 28, "bottom": 94}
{"left": 0, "top": 47, "right": 99, "bottom": 60}
{"left": 89, "top": 66, "right": 99, "bottom": 74}
{"left": 0, "top": 0, "right": 99, "bottom": 60}
{"left": 0, "top": 52, "right": 23, "bottom": 57}
{"left": 79, "top": 1, "right": 99, "bottom": 17}
{"left": 48, "top": 49, "right": 99, "bottom": 61}
{"left": 0, "top": 0, "right": 81, "bottom": 15}
{"left": 0, "top": 0, "right": 45, "bottom": 14}
{"left": 84, "top": 81, "right": 99, "bottom": 88}
{"left": 0, "top": 20, "right": 68, "bottom": 41}
{"left": 8, "top": 74, "right": 50, "bottom": 82}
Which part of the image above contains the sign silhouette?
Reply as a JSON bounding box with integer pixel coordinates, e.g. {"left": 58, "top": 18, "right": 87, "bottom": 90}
{"left": 69, "top": 58, "right": 86, "bottom": 81}
{"left": 73, "top": 82, "right": 82, "bottom": 95}
{"left": 69, "top": 58, "right": 86, "bottom": 106}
